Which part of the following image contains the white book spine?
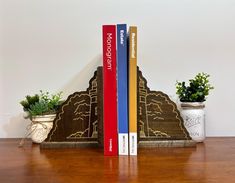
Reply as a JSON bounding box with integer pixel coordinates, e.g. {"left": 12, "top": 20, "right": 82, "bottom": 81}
{"left": 129, "top": 132, "right": 137, "bottom": 155}
{"left": 118, "top": 133, "right": 129, "bottom": 155}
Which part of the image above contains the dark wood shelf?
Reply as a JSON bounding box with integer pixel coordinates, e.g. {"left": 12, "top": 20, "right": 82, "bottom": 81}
{"left": 0, "top": 138, "right": 235, "bottom": 183}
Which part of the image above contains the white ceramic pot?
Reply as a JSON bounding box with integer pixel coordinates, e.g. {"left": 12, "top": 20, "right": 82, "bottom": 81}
{"left": 31, "top": 114, "right": 56, "bottom": 143}
{"left": 180, "top": 102, "right": 205, "bottom": 142}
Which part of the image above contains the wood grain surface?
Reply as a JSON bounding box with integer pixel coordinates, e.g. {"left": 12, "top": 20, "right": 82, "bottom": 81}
{"left": 1, "top": 138, "right": 235, "bottom": 183}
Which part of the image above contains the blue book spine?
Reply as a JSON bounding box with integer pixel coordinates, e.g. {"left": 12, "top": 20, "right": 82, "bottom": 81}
{"left": 117, "top": 24, "right": 129, "bottom": 155}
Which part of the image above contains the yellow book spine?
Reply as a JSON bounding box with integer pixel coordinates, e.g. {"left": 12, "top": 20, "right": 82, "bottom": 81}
{"left": 129, "top": 26, "right": 137, "bottom": 155}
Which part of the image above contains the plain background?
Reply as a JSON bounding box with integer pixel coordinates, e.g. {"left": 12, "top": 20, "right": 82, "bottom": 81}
{"left": 0, "top": 0, "right": 235, "bottom": 138}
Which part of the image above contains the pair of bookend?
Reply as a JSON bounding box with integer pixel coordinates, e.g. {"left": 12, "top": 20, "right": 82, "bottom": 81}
{"left": 40, "top": 66, "right": 195, "bottom": 149}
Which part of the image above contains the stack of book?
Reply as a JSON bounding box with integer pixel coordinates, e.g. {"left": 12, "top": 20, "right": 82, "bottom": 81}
{"left": 102, "top": 24, "right": 137, "bottom": 156}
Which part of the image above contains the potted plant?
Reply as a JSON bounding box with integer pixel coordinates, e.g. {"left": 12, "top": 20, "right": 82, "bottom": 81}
{"left": 20, "top": 90, "right": 63, "bottom": 144}
{"left": 176, "top": 73, "right": 214, "bottom": 142}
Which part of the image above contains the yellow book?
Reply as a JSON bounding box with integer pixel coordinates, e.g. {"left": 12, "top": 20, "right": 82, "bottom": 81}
{"left": 129, "top": 26, "right": 137, "bottom": 155}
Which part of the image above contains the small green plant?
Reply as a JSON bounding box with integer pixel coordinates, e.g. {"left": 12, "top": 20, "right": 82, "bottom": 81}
{"left": 20, "top": 94, "right": 39, "bottom": 111}
{"left": 176, "top": 73, "right": 214, "bottom": 102}
{"left": 20, "top": 90, "right": 63, "bottom": 119}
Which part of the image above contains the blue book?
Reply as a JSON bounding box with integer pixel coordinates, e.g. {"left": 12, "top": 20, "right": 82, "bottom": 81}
{"left": 117, "top": 24, "right": 129, "bottom": 155}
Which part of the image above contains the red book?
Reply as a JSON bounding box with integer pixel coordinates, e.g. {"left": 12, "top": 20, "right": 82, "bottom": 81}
{"left": 102, "top": 25, "right": 118, "bottom": 156}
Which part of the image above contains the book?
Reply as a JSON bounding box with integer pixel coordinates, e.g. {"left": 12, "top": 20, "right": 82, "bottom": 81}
{"left": 117, "top": 24, "right": 129, "bottom": 155}
{"left": 102, "top": 25, "right": 118, "bottom": 156}
{"left": 128, "top": 26, "right": 137, "bottom": 155}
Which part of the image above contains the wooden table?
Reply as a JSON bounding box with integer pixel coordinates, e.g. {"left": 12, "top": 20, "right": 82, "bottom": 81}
{"left": 0, "top": 138, "right": 235, "bottom": 183}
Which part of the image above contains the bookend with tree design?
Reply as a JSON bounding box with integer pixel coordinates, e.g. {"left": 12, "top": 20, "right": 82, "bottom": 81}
{"left": 41, "top": 67, "right": 195, "bottom": 148}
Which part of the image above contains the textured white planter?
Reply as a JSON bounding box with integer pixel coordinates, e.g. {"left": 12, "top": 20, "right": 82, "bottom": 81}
{"left": 180, "top": 102, "right": 205, "bottom": 142}
{"left": 31, "top": 114, "right": 56, "bottom": 143}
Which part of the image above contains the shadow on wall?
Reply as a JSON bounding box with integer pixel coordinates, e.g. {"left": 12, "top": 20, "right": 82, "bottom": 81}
{"left": 59, "top": 54, "right": 102, "bottom": 99}
{"left": 3, "top": 113, "right": 31, "bottom": 138}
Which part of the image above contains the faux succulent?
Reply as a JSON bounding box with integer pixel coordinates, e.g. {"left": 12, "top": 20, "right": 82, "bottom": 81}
{"left": 20, "top": 90, "right": 63, "bottom": 119}
{"left": 176, "top": 73, "right": 214, "bottom": 102}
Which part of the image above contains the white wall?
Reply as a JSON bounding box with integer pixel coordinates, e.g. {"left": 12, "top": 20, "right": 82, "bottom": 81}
{"left": 1, "top": 0, "right": 235, "bottom": 137}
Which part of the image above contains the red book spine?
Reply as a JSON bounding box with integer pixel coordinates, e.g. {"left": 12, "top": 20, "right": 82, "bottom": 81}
{"left": 102, "top": 25, "right": 118, "bottom": 156}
